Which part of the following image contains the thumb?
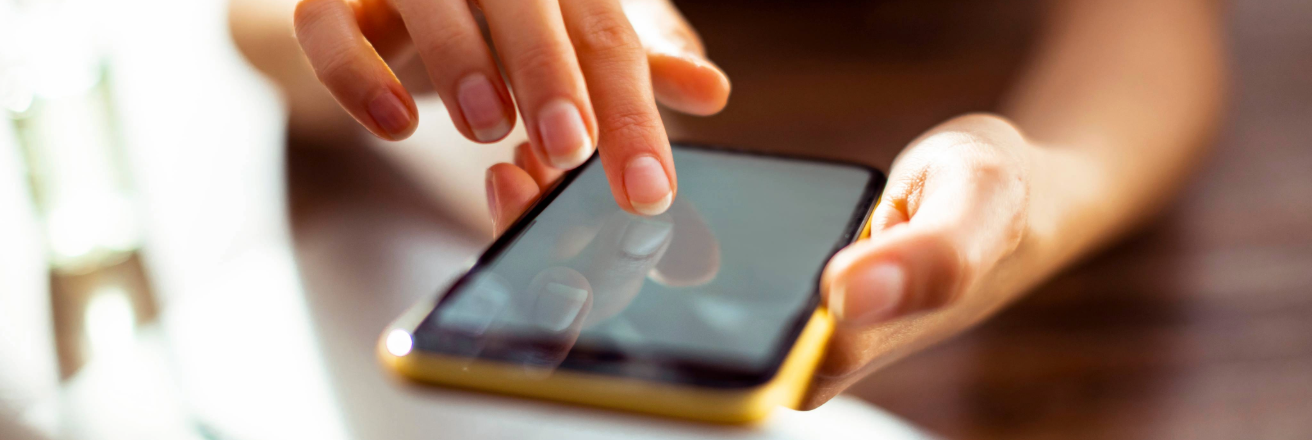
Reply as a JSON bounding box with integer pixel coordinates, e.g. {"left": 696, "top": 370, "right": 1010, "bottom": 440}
{"left": 622, "top": 0, "right": 731, "bottom": 115}
{"left": 822, "top": 225, "right": 967, "bottom": 327}
{"left": 821, "top": 114, "right": 1031, "bottom": 327}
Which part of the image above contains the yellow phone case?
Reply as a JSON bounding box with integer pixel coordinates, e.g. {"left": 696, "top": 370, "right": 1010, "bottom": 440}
{"left": 379, "top": 301, "right": 832, "bottom": 424}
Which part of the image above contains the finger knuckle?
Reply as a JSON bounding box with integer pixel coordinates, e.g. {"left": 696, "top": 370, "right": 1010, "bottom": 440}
{"left": 316, "top": 50, "right": 367, "bottom": 86}
{"left": 293, "top": 0, "right": 339, "bottom": 34}
{"left": 1001, "top": 207, "right": 1029, "bottom": 257}
{"left": 920, "top": 129, "right": 1027, "bottom": 189}
{"left": 962, "top": 152, "right": 1018, "bottom": 186}
{"left": 417, "top": 26, "right": 480, "bottom": 61}
{"left": 508, "top": 42, "right": 571, "bottom": 79}
{"left": 572, "top": 13, "right": 643, "bottom": 59}
{"left": 598, "top": 105, "right": 661, "bottom": 140}
{"left": 949, "top": 154, "right": 1031, "bottom": 260}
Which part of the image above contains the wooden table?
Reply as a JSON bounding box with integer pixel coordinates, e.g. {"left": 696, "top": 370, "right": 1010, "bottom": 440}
{"left": 287, "top": 1, "right": 1312, "bottom": 438}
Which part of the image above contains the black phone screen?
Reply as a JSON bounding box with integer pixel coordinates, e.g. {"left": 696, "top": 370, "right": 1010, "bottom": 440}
{"left": 411, "top": 145, "right": 882, "bottom": 387}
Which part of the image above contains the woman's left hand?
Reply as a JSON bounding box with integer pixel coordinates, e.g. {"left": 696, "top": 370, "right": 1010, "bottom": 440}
{"left": 802, "top": 113, "right": 1037, "bottom": 407}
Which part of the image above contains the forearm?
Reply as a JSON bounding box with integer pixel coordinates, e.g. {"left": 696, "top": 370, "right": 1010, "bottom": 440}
{"left": 1004, "top": 0, "right": 1225, "bottom": 286}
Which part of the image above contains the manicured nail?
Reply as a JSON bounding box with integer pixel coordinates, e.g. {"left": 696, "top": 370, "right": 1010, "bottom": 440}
{"left": 833, "top": 262, "right": 905, "bottom": 325}
{"left": 485, "top": 169, "right": 499, "bottom": 232}
{"left": 535, "top": 282, "right": 588, "bottom": 333}
{"left": 457, "top": 75, "right": 511, "bottom": 142}
{"left": 624, "top": 156, "right": 673, "bottom": 216}
{"left": 367, "top": 91, "right": 412, "bottom": 139}
{"left": 620, "top": 217, "right": 673, "bottom": 258}
{"left": 536, "top": 99, "right": 593, "bottom": 168}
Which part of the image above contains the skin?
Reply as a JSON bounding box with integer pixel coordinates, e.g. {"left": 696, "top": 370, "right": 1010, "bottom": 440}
{"left": 232, "top": 0, "right": 1223, "bottom": 408}
{"left": 285, "top": 0, "right": 730, "bottom": 216}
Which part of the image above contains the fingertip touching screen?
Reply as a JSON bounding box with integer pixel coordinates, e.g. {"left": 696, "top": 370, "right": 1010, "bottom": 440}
{"left": 412, "top": 146, "right": 881, "bottom": 387}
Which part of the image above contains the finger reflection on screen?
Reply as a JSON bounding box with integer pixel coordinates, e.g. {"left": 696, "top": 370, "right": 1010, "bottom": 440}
{"left": 650, "top": 200, "right": 721, "bottom": 288}
{"left": 572, "top": 212, "right": 674, "bottom": 328}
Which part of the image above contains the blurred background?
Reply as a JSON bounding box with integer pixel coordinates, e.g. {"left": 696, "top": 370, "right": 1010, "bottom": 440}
{"left": 1, "top": 0, "right": 1310, "bottom": 438}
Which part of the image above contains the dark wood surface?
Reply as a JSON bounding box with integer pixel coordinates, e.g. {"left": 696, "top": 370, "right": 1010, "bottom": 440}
{"left": 287, "top": 1, "right": 1312, "bottom": 438}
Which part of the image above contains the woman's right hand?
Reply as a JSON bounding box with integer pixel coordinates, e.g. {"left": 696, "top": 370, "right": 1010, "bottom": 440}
{"left": 292, "top": 0, "right": 729, "bottom": 216}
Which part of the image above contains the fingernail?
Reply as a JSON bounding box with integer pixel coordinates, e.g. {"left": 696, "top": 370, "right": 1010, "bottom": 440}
{"left": 485, "top": 169, "right": 499, "bottom": 231}
{"left": 367, "top": 91, "right": 412, "bottom": 139}
{"left": 833, "top": 262, "right": 905, "bottom": 325}
{"left": 536, "top": 99, "right": 593, "bottom": 168}
{"left": 457, "top": 74, "right": 511, "bottom": 142}
{"left": 535, "top": 282, "right": 588, "bottom": 333}
{"left": 620, "top": 217, "right": 673, "bottom": 258}
{"left": 624, "top": 156, "right": 673, "bottom": 216}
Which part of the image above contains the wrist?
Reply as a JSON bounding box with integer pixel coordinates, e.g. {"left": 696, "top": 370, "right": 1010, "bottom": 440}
{"left": 1005, "top": 135, "right": 1111, "bottom": 293}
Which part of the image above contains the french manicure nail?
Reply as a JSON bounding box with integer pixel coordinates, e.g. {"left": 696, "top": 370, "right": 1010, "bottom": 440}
{"left": 537, "top": 99, "right": 593, "bottom": 168}
{"left": 624, "top": 156, "right": 673, "bottom": 216}
{"left": 620, "top": 217, "right": 673, "bottom": 258}
{"left": 457, "top": 75, "right": 511, "bottom": 142}
{"left": 535, "top": 282, "right": 589, "bottom": 333}
{"left": 834, "top": 262, "right": 905, "bottom": 325}
{"left": 367, "top": 91, "right": 412, "bottom": 139}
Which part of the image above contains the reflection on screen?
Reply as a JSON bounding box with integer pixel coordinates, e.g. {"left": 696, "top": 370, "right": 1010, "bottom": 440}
{"left": 415, "top": 148, "right": 874, "bottom": 383}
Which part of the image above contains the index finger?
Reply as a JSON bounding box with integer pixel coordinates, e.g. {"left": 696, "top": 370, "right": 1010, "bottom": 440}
{"left": 561, "top": 0, "right": 677, "bottom": 216}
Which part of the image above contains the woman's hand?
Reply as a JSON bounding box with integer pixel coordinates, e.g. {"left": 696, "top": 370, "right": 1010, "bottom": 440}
{"left": 292, "top": 0, "right": 729, "bottom": 215}
{"left": 803, "top": 113, "right": 1035, "bottom": 407}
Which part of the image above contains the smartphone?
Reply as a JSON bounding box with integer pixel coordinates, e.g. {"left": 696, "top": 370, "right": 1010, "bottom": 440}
{"left": 378, "top": 144, "right": 885, "bottom": 423}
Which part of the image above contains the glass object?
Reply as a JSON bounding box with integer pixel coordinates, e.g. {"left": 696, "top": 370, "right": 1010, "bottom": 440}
{"left": 3, "top": 0, "right": 157, "bottom": 379}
